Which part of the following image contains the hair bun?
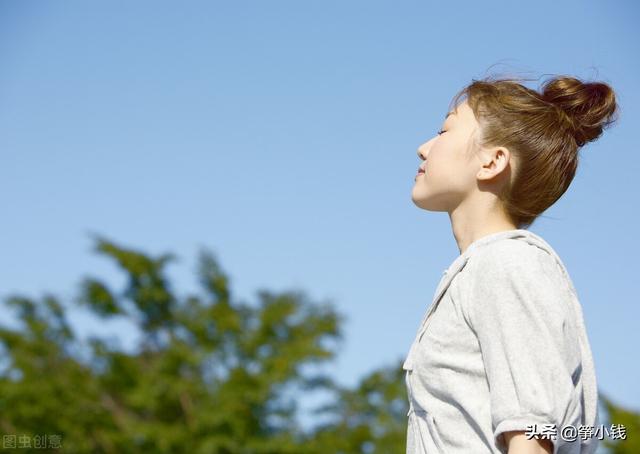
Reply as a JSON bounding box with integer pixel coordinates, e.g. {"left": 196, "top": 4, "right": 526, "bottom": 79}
{"left": 541, "top": 76, "right": 619, "bottom": 147}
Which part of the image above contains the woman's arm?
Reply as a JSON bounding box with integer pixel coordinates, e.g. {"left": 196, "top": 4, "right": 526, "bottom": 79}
{"left": 504, "top": 430, "right": 553, "bottom": 454}
{"left": 465, "top": 242, "right": 576, "bottom": 453}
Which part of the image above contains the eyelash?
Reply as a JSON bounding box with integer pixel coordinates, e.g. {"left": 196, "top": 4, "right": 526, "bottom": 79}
{"left": 437, "top": 129, "right": 446, "bottom": 135}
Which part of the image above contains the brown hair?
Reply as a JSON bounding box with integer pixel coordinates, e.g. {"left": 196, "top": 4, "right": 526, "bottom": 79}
{"left": 449, "top": 73, "right": 619, "bottom": 229}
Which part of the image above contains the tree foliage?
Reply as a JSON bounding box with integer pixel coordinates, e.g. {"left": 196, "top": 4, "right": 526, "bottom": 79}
{"left": 600, "top": 392, "right": 640, "bottom": 454}
{"left": 0, "top": 236, "right": 408, "bottom": 453}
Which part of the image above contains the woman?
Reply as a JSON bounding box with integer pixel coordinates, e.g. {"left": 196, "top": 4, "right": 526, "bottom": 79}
{"left": 404, "top": 75, "right": 618, "bottom": 453}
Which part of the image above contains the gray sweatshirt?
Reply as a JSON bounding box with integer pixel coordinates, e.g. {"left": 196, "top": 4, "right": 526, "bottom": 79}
{"left": 403, "top": 229, "right": 599, "bottom": 454}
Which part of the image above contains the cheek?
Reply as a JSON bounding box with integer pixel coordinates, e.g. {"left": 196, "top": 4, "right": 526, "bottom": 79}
{"left": 426, "top": 146, "right": 456, "bottom": 177}
{"left": 427, "top": 145, "right": 473, "bottom": 186}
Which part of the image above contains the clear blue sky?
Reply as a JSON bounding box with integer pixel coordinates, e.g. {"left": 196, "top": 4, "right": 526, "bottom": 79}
{"left": 1, "top": 0, "right": 639, "bottom": 421}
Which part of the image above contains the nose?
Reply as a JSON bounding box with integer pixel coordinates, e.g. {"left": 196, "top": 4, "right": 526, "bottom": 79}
{"left": 417, "top": 139, "right": 432, "bottom": 161}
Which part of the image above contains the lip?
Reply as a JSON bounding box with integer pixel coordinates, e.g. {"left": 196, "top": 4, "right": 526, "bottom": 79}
{"left": 416, "top": 169, "right": 426, "bottom": 178}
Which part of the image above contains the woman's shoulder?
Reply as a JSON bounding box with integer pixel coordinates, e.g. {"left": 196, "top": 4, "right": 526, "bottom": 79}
{"left": 458, "top": 236, "right": 575, "bottom": 325}
{"left": 465, "top": 237, "right": 555, "bottom": 274}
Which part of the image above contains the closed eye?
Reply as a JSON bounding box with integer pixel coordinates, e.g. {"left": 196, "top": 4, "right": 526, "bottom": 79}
{"left": 437, "top": 129, "right": 446, "bottom": 135}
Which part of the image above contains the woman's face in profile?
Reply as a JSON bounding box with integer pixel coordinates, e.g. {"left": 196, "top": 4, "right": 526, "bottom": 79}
{"left": 412, "top": 100, "right": 483, "bottom": 212}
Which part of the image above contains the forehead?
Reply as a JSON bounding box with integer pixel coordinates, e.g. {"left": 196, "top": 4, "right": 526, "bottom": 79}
{"left": 445, "top": 101, "right": 475, "bottom": 123}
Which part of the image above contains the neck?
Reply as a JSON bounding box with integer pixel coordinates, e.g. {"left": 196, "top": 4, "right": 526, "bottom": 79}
{"left": 448, "top": 198, "right": 518, "bottom": 255}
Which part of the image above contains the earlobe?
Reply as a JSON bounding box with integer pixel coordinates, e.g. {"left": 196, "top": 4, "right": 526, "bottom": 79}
{"left": 478, "top": 154, "right": 498, "bottom": 179}
{"left": 477, "top": 167, "right": 495, "bottom": 181}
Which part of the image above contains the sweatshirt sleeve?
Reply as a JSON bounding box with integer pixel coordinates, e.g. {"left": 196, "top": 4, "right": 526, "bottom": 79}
{"left": 466, "top": 242, "right": 577, "bottom": 453}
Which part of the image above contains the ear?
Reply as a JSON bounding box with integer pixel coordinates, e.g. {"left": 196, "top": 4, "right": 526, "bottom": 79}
{"left": 476, "top": 146, "right": 511, "bottom": 181}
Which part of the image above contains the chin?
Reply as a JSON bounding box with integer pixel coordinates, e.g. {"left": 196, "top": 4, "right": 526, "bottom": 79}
{"left": 411, "top": 192, "right": 433, "bottom": 211}
{"left": 411, "top": 188, "right": 449, "bottom": 212}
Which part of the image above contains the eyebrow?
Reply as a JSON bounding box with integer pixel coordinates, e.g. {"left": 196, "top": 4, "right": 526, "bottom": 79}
{"left": 444, "top": 111, "right": 455, "bottom": 120}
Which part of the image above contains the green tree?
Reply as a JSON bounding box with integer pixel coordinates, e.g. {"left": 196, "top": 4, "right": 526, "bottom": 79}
{"left": 600, "top": 392, "right": 640, "bottom": 454}
{"left": 0, "top": 235, "right": 408, "bottom": 453}
{"left": 309, "top": 365, "right": 407, "bottom": 453}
